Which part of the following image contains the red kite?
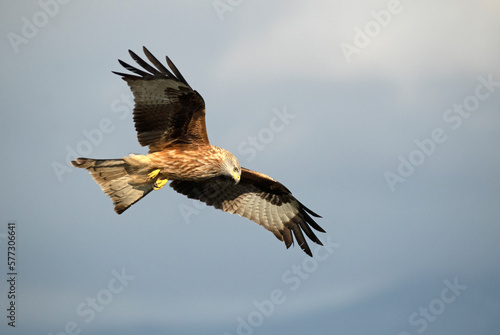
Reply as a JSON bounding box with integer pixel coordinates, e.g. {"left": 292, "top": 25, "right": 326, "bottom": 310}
{"left": 72, "top": 47, "right": 324, "bottom": 256}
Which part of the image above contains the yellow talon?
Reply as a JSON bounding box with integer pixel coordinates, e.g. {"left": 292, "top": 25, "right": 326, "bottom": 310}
{"left": 148, "top": 169, "right": 161, "bottom": 179}
{"left": 153, "top": 178, "right": 168, "bottom": 190}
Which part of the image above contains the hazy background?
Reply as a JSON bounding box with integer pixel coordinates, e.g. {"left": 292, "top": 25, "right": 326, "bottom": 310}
{"left": 1, "top": 1, "right": 499, "bottom": 334}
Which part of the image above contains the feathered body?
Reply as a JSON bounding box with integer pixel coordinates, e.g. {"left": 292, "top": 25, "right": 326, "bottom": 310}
{"left": 72, "top": 47, "right": 325, "bottom": 256}
{"left": 128, "top": 145, "right": 235, "bottom": 181}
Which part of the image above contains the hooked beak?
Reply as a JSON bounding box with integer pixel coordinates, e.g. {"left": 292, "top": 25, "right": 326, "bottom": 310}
{"left": 232, "top": 171, "right": 241, "bottom": 184}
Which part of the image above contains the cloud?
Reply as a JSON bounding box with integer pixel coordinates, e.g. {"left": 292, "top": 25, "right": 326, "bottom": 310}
{"left": 214, "top": 0, "right": 500, "bottom": 85}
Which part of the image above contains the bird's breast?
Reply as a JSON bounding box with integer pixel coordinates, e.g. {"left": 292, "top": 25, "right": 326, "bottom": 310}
{"left": 147, "top": 147, "right": 223, "bottom": 181}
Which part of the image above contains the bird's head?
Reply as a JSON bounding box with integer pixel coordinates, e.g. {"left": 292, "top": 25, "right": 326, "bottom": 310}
{"left": 221, "top": 150, "right": 241, "bottom": 184}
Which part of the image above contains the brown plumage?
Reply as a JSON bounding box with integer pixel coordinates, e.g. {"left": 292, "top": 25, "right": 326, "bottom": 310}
{"left": 72, "top": 47, "right": 325, "bottom": 256}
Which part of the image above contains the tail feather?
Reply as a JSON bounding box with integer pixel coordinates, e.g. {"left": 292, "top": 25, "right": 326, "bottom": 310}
{"left": 71, "top": 157, "right": 154, "bottom": 214}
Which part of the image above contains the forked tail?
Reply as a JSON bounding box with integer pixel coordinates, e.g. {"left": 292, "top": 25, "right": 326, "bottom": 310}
{"left": 71, "top": 158, "right": 155, "bottom": 214}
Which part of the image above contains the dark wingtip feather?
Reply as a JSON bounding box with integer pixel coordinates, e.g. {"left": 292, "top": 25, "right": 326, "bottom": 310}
{"left": 128, "top": 49, "right": 164, "bottom": 77}
{"left": 301, "top": 202, "right": 322, "bottom": 218}
{"left": 118, "top": 59, "right": 151, "bottom": 77}
{"left": 293, "top": 215, "right": 322, "bottom": 246}
{"left": 142, "top": 46, "right": 172, "bottom": 76}
{"left": 282, "top": 229, "right": 293, "bottom": 249}
{"left": 289, "top": 224, "right": 313, "bottom": 257}
{"left": 165, "top": 55, "right": 189, "bottom": 86}
{"left": 111, "top": 71, "right": 135, "bottom": 80}
{"left": 299, "top": 242, "right": 313, "bottom": 257}
{"left": 112, "top": 47, "right": 191, "bottom": 86}
{"left": 302, "top": 209, "right": 326, "bottom": 233}
{"left": 142, "top": 46, "right": 151, "bottom": 56}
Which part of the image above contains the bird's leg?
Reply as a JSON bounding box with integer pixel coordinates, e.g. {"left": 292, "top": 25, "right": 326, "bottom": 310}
{"left": 148, "top": 169, "right": 161, "bottom": 179}
{"left": 153, "top": 178, "right": 168, "bottom": 190}
{"left": 148, "top": 169, "right": 168, "bottom": 190}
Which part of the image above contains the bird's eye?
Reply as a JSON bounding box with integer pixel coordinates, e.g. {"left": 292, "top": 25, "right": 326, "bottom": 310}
{"left": 234, "top": 167, "right": 238, "bottom": 172}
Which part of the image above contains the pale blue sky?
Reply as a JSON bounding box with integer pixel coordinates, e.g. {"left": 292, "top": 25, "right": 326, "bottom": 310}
{"left": 1, "top": 1, "right": 500, "bottom": 334}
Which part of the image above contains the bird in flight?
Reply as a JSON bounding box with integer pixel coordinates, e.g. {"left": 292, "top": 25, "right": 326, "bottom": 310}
{"left": 72, "top": 47, "right": 325, "bottom": 256}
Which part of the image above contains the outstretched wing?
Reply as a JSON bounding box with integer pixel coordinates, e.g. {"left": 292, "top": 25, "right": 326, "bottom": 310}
{"left": 170, "top": 168, "right": 325, "bottom": 256}
{"left": 113, "top": 47, "right": 209, "bottom": 151}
